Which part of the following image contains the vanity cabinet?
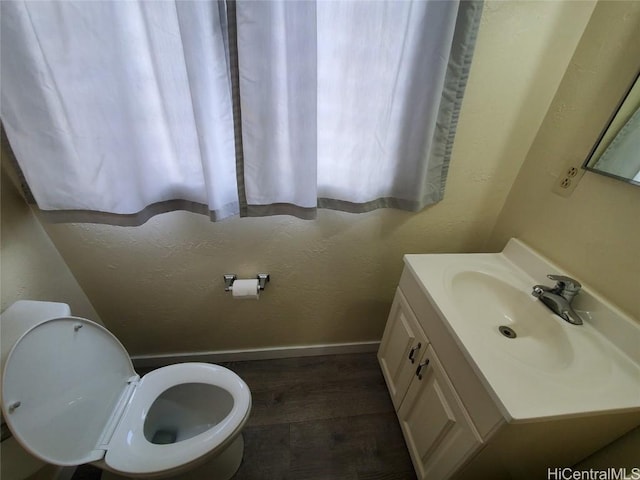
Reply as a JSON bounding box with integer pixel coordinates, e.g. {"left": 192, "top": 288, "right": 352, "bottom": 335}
{"left": 380, "top": 259, "right": 640, "bottom": 480}
{"left": 378, "top": 289, "right": 482, "bottom": 480}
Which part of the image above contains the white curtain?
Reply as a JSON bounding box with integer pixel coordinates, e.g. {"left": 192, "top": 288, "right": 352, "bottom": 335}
{"left": 236, "top": 1, "right": 462, "bottom": 218}
{"left": 1, "top": 0, "right": 482, "bottom": 224}
{"left": 1, "top": 0, "right": 239, "bottom": 222}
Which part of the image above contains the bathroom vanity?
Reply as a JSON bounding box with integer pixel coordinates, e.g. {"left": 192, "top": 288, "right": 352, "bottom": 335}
{"left": 378, "top": 239, "right": 640, "bottom": 479}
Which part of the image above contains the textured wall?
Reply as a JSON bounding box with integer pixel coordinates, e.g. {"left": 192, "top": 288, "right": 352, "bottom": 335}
{"left": 488, "top": 0, "right": 640, "bottom": 321}
{"left": 0, "top": 159, "right": 88, "bottom": 480}
{"left": 33, "top": 1, "right": 595, "bottom": 356}
{"left": 0, "top": 162, "right": 101, "bottom": 322}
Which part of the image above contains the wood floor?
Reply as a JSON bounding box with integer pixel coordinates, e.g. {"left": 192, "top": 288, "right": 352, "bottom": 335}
{"left": 71, "top": 353, "right": 416, "bottom": 480}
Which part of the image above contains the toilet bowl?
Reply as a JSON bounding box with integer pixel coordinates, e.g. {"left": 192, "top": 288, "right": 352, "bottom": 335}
{"left": 0, "top": 301, "right": 251, "bottom": 480}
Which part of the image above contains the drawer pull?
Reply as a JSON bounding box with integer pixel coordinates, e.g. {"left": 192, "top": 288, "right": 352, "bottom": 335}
{"left": 416, "top": 359, "right": 430, "bottom": 380}
{"left": 408, "top": 343, "right": 422, "bottom": 363}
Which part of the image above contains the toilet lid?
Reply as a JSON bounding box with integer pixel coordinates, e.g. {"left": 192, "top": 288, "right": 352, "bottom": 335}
{"left": 1, "top": 317, "right": 136, "bottom": 466}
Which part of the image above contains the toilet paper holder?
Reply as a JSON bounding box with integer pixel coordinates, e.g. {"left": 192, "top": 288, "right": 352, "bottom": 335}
{"left": 224, "top": 273, "right": 270, "bottom": 292}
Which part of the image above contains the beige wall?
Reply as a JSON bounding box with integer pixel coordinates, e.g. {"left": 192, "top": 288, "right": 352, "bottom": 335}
{"left": 576, "top": 426, "right": 640, "bottom": 470}
{"left": 488, "top": 1, "right": 640, "bottom": 465}
{"left": 28, "top": 1, "right": 597, "bottom": 357}
{"left": 1, "top": 151, "right": 100, "bottom": 480}
{"left": 1, "top": 157, "right": 101, "bottom": 322}
{"left": 2, "top": 0, "right": 637, "bottom": 469}
{"left": 488, "top": 1, "right": 640, "bottom": 321}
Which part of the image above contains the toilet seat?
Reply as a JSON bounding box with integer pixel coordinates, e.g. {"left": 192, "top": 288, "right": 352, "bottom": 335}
{"left": 1, "top": 317, "right": 251, "bottom": 477}
{"left": 105, "top": 363, "right": 251, "bottom": 477}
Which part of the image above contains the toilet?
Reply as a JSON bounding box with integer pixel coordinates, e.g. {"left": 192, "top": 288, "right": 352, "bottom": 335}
{"left": 0, "top": 300, "right": 251, "bottom": 480}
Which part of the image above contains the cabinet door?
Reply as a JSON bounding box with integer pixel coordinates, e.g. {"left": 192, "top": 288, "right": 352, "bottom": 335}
{"left": 398, "top": 345, "right": 481, "bottom": 480}
{"left": 378, "top": 289, "right": 428, "bottom": 409}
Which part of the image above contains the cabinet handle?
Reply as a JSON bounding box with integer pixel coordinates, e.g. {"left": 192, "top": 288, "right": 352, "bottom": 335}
{"left": 415, "top": 359, "right": 430, "bottom": 380}
{"left": 408, "top": 343, "right": 422, "bottom": 364}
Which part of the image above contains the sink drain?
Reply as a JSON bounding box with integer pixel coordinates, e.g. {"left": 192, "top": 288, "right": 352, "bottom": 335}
{"left": 498, "top": 326, "right": 517, "bottom": 339}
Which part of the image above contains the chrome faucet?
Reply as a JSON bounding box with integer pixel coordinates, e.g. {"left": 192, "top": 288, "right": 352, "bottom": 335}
{"left": 532, "top": 274, "right": 583, "bottom": 325}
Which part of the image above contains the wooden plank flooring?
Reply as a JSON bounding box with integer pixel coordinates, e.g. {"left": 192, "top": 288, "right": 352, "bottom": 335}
{"left": 71, "top": 353, "right": 416, "bottom": 480}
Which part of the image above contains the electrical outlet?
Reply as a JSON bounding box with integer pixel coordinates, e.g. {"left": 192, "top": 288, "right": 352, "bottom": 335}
{"left": 552, "top": 163, "right": 585, "bottom": 197}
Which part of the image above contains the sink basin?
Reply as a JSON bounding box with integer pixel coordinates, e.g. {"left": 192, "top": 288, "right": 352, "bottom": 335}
{"left": 450, "top": 271, "right": 573, "bottom": 372}
{"left": 402, "top": 240, "right": 640, "bottom": 421}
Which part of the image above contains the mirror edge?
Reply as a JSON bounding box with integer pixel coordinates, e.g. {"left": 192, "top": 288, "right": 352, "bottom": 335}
{"left": 582, "top": 68, "right": 640, "bottom": 186}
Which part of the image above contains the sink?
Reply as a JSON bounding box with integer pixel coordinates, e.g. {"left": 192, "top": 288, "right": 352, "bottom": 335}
{"left": 449, "top": 271, "right": 573, "bottom": 372}
{"left": 402, "top": 240, "right": 640, "bottom": 421}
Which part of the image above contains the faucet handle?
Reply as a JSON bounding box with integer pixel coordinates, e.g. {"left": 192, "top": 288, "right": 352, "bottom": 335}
{"left": 547, "top": 274, "right": 582, "bottom": 302}
{"left": 547, "top": 274, "right": 581, "bottom": 291}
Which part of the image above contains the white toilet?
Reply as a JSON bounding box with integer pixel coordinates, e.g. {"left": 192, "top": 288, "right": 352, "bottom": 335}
{"left": 0, "top": 300, "right": 251, "bottom": 480}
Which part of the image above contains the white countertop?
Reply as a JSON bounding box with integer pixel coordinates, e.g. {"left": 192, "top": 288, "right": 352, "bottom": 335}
{"left": 403, "top": 239, "right": 640, "bottom": 422}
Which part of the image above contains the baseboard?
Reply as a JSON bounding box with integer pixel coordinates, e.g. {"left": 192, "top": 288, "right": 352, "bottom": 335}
{"left": 131, "top": 341, "right": 381, "bottom": 369}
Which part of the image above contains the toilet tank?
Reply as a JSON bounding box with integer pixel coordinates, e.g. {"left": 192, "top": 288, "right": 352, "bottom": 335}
{"left": 1, "top": 300, "right": 71, "bottom": 374}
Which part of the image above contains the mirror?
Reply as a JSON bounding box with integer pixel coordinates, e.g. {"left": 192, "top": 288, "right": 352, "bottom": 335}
{"left": 583, "top": 71, "right": 640, "bottom": 186}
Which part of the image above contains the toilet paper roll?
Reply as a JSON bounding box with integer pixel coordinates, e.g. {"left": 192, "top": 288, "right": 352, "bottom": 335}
{"left": 232, "top": 279, "right": 260, "bottom": 300}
